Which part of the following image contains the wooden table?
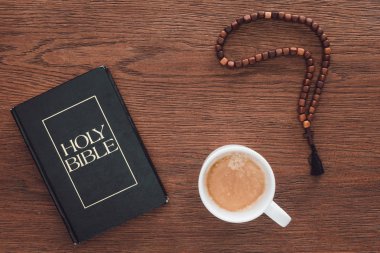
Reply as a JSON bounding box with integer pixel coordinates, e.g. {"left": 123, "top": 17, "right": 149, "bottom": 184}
{"left": 1, "top": 1, "right": 379, "bottom": 252}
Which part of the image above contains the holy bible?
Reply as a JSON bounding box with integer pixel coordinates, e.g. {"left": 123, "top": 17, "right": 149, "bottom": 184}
{"left": 11, "top": 67, "right": 167, "bottom": 243}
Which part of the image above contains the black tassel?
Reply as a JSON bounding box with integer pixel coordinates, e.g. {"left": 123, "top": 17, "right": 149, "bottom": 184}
{"left": 304, "top": 128, "right": 324, "bottom": 176}
{"left": 309, "top": 144, "right": 324, "bottom": 176}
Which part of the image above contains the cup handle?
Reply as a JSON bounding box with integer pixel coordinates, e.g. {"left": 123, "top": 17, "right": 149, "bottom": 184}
{"left": 264, "top": 201, "right": 291, "bottom": 227}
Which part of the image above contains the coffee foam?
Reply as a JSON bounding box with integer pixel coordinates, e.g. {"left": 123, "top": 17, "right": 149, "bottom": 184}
{"left": 206, "top": 152, "right": 266, "bottom": 211}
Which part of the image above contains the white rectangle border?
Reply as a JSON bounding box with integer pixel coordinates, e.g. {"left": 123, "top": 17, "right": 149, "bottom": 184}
{"left": 42, "top": 95, "right": 138, "bottom": 209}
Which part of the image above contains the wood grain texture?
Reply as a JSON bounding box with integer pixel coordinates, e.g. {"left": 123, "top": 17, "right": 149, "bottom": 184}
{"left": 0, "top": 0, "right": 379, "bottom": 252}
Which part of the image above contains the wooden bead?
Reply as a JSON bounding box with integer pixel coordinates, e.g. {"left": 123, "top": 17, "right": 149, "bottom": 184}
{"left": 227, "top": 60, "right": 235, "bottom": 68}
{"left": 220, "top": 57, "right": 228, "bottom": 66}
{"left": 311, "top": 22, "right": 319, "bottom": 31}
{"left": 322, "top": 60, "right": 330, "bottom": 68}
{"left": 225, "top": 25, "right": 232, "bottom": 33}
{"left": 242, "top": 58, "right": 250, "bottom": 66}
{"left": 319, "top": 74, "right": 326, "bottom": 81}
{"left": 323, "top": 54, "right": 331, "bottom": 61}
{"left": 284, "top": 13, "right": 292, "bottom": 21}
{"left": 311, "top": 100, "right": 318, "bottom": 106}
{"left": 317, "top": 27, "right": 324, "bottom": 36}
{"left": 272, "top": 12, "right": 279, "bottom": 19}
{"left": 299, "top": 99, "right": 306, "bottom": 106}
{"left": 217, "top": 51, "right": 224, "bottom": 59}
{"left": 243, "top": 14, "right": 252, "bottom": 23}
{"left": 290, "top": 47, "right": 297, "bottom": 55}
{"left": 307, "top": 65, "right": 315, "bottom": 72}
{"left": 251, "top": 13, "right": 258, "bottom": 21}
{"left": 299, "top": 15, "right": 306, "bottom": 23}
{"left": 322, "top": 68, "right": 328, "bottom": 75}
{"left": 309, "top": 106, "right": 316, "bottom": 113}
{"left": 303, "top": 86, "right": 310, "bottom": 92}
{"left": 237, "top": 17, "right": 244, "bottom": 24}
{"left": 323, "top": 40, "right": 330, "bottom": 47}
{"left": 306, "top": 58, "right": 314, "bottom": 66}
{"left": 303, "top": 79, "right": 311, "bottom": 85}
{"left": 215, "top": 44, "right": 222, "bottom": 51}
{"left": 283, "top": 47, "right": 290, "bottom": 55}
{"left": 278, "top": 12, "right": 285, "bottom": 19}
{"left": 324, "top": 47, "right": 331, "bottom": 54}
{"left": 249, "top": 57, "right": 256, "bottom": 64}
{"left": 262, "top": 52, "right": 269, "bottom": 60}
{"left": 258, "top": 11, "right": 265, "bottom": 18}
{"left": 313, "top": 94, "right": 320, "bottom": 100}
{"left": 217, "top": 37, "right": 224, "bottom": 45}
{"left": 304, "top": 51, "right": 312, "bottom": 59}
{"left": 255, "top": 53, "right": 263, "bottom": 62}
{"left": 265, "top": 12, "right": 272, "bottom": 19}
{"left": 305, "top": 72, "right": 313, "bottom": 79}
{"left": 299, "top": 106, "right": 306, "bottom": 113}
{"left": 231, "top": 20, "right": 239, "bottom": 30}
{"left": 291, "top": 15, "right": 299, "bottom": 22}
{"left": 320, "top": 33, "right": 328, "bottom": 41}
{"left": 268, "top": 50, "right": 276, "bottom": 58}
{"left": 307, "top": 114, "right": 314, "bottom": 120}
{"left": 220, "top": 30, "right": 227, "bottom": 38}
{"left": 276, "top": 48, "right": 283, "bottom": 56}
{"left": 235, "top": 60, "right": 243, "bottom": 68}
{"left": 306, "top": 18, "right": 313, "bottom": 26}
{"left": 297, "top": 48, "right": 305, "bottom": 56}
{"left": 300, "top": 92, "right": 307, "bottom": 99}
{"left": 317, "top": 81, "right": 324, "bottom": 88}
{"left": 303, "top": 120, "right": 311, "bottom": 128}
{"left": 315, "top": 88, "right": 322, "bottom": 94}
{"left": 299, "top": 114, "right": 307, "bottom": 122}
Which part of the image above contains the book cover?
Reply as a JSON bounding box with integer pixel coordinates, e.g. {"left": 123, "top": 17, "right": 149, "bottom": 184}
{"left": 11, "top": 66, "right": 167, "bottom": 243}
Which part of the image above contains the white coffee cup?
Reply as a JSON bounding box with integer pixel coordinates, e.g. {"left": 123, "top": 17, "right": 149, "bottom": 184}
{"left": 198, "top": 144, "right": 291, "bottom": 227}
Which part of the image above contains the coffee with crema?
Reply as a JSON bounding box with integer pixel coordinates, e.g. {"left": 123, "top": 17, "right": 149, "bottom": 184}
{"left": 206, "top": 153, "right": 266, "bottom": 211}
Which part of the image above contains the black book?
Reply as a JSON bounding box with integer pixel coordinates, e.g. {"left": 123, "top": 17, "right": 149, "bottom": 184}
{"left": 11, "top": 67, "right": 167, "bottom": 243}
